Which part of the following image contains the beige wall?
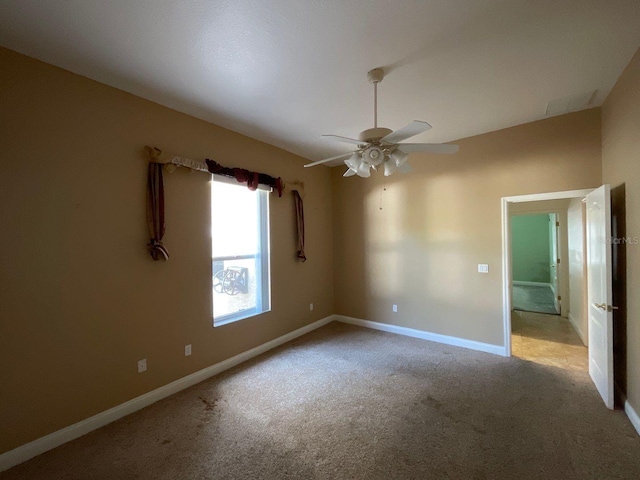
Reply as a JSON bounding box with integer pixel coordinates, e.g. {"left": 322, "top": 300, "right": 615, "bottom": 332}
{"left": 602, "top": 49, "right": 640, "bottom": 413}
{"left": 0, "top": 48, "right": 334, "bottom": 454}
{"left": 332, "top": 109, "right": 602, "bottom": 346}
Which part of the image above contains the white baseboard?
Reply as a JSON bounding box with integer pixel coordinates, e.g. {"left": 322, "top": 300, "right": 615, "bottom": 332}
{"left": 567, "top": 313, "right": 587, "bottom": 346}
{"left": 513, "top": 281, "right": 552, "bottom": 288}
{"left": 625, "top": 400, "right": 640, "bottom": 437}
{"left": 336, "top": 315, "right": 507, "bottom": 357}
{"left": 0, "top": 315, "right": 335, "bottom": 473}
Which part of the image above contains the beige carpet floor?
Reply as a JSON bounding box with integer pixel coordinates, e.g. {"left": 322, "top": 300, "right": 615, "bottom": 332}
{"left": 2, "top": 322, "right": 640, "bottom": 479}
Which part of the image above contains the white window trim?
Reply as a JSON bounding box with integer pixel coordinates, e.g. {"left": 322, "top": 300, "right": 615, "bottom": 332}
{"left": 211, "top": 178, "right": 271, "bottom": 327}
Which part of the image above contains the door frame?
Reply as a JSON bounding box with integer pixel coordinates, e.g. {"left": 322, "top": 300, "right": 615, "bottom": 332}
{"left": 549, "top": 212, "right": 561, "bottom": 314}
{"left": 501, "top": 188, "right": 594, "bottom": 356}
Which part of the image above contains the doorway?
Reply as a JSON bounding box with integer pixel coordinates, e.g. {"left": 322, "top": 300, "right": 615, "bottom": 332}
{"left": 508, "top": 198, "right": 586, "bottom": 371}
{"left": 501, "top": 189, "right": 592, "bottom": 354}
{"left": 501, "top": 187, "right": 617, "bottom": 410}
{"left": 511, "top": 212, "right": 560, "bottom": 315}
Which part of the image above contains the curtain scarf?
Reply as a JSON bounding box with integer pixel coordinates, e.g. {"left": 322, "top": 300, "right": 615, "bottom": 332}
{"left": 293, "top": 190, "right": 306, "bottom": 262}
{"left": 146, "top": 163, "right": 169, "bottom": 261}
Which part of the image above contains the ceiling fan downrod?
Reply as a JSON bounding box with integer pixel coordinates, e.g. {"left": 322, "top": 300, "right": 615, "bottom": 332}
{"left": 368, "top": 68, "right": 384, "bottom": 129}
{"left": 374, "top": 80, "right": 378, "bottom": 128}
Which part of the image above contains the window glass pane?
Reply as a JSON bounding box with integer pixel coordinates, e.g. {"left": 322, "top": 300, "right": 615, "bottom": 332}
{"left": 212, "top": 182, "right": 259, "bottom": 258}
{"left": 211, "top": 179, "right": 270, "bottom": 325}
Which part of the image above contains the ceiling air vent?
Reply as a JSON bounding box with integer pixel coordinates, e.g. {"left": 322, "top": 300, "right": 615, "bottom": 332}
{"left": 545, "top": 90, "right": 597, "bottom": 116}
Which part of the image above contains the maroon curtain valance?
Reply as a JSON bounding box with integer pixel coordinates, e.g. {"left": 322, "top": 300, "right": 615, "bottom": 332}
{"left": 205, "top": 159, "right": 284, "bottom": 197}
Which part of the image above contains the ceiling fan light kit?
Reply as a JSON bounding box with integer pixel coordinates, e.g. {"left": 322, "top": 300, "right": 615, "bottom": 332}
{"left": 390, "top": 149, "right": 408, "bottom": 167}
{"left": 383, "top": 160, "right": 397, "bottom": 177}
{"left": 305, "top": 68, "right": 459, "bottom": 178}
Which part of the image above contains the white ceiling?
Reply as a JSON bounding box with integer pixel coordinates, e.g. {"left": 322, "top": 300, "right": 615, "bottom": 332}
{"left": 1, "top": 0, "right": 639, "bottom": 165}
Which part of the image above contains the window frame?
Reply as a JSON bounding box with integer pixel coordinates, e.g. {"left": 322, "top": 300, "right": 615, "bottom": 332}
{"left": 211, "top": 175, "right": 271, "bottom": 327}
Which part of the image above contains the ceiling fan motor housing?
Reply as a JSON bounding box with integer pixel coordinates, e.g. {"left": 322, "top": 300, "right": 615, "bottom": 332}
{"left": 359, "top": 127, "right": 392, "bottom": 143}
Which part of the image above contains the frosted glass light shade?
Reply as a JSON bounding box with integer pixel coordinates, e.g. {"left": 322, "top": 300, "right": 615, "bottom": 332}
{"left": 345, "top": 153, "right": 361, "bottom": 170}
{"left": 383, "top": 160, "right": 397, "bottom": 176}
{"left": 390, "top": 149, "right": 408, "bottom": 167}
{"left": 357, "top": 161, "right": 371, "bottom": 178}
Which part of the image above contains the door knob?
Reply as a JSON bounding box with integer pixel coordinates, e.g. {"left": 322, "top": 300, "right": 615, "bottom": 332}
{"left": 594, "top": 303, "right": 619, "bottom": 312}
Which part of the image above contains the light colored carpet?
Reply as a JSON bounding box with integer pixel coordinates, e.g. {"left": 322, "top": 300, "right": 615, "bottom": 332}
{"left": 513, "top": 284, "right": 559, "bottom": 315}
{"left": 2, "top": 322, "right": 640, "bottom": 479}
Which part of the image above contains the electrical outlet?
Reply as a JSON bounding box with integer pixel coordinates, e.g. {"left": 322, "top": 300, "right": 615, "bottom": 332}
{"left": 137, "top": 359, "right": 147, "bottom": 373}
{"left": 309, "top": 303, "right": 314, "bottom": 311}
{"left": 392, "top": 304, "right": 398, "bottom": 313}
{"left": 185, "top": 344, "right": 192, "bottom": 356}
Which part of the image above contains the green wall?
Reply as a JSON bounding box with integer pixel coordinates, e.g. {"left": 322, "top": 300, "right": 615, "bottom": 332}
{"left": 511, "top": 214, "right": 551, "bottom": 283}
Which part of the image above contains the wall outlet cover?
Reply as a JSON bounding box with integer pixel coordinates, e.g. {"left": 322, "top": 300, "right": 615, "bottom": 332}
{"left": 137, "top": 359, "right": 147, "bottom": 373}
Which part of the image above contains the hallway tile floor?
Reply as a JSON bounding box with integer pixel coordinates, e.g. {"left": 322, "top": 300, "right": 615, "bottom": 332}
{"left": 511, "top": 310, "right": 588, "bottom": 371}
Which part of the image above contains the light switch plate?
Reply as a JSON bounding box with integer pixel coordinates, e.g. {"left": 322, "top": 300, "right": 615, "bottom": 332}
{"left": 478, "top": 264, "right": 489, "bottom": 273}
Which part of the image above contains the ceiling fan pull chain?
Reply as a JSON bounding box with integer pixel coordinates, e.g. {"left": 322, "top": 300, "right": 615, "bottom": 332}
{"left": 379, "top": 182, "right": 387, "bottom": 211}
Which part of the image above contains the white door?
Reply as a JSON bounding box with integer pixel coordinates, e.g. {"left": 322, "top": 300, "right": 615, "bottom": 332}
{"left": 586, "top": 185, "right": 614, "bottom": 409}
{"left": 549, "top": 213, "right": 560, "bottom": 313}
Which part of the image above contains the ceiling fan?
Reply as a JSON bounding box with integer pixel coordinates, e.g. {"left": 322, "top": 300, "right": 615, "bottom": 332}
{"left": 304, "top": 68, "right": 458, "bottom": 177}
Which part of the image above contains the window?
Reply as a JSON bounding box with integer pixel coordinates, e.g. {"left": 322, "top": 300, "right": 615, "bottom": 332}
{"left": 211, "top": 177, "right": 270, "bottom": 326}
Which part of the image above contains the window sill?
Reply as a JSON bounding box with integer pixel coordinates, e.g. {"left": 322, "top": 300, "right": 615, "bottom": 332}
{"left": 213, "top": 308, "right": 271, "bottom": 327}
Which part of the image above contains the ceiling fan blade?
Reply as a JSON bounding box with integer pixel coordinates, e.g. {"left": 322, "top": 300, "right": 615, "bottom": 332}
{"left": 397, "top": 163, "right": 413, "bottom": 174}
{"left": 322, "top": 135, "right": 364, "bottom": 146}
{"left": 304, "top": 151, "right": 357, "bottom": 168}
{"left": 381, "top": 121, "right": 432, "bottom": 144}
{"left": 396, "top": 143, "right": 459, "bottom": 154}
{"left": 343, "top": 168, "right": 357, "bottom": 177}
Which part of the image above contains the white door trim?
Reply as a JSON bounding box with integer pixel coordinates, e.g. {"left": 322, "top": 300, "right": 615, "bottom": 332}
{"left": 501, "top": 188, "right": 594, "bottom": 357}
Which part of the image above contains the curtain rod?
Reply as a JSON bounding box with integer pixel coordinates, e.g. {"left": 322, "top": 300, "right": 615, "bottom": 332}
{"left": 145, "top": 146, "right": 305, "bottom": 196}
